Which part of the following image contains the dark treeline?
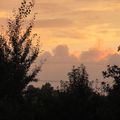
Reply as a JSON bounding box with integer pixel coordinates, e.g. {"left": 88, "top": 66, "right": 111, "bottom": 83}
{"left": 0, "top": 0, "right": 120, "bottom": 120}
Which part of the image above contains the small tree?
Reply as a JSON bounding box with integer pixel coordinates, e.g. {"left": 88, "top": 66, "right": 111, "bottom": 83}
{"left": 0, "top": 0, "right": 41, "bottom": 99}
{"left": 68, "top": 65, "right": 89, "bottom": 87}
{"left": 62, "top": 64, "right": 92, "bottom": 97}
{"left": 103, "top": 65, "right": 120, "bottom": 95}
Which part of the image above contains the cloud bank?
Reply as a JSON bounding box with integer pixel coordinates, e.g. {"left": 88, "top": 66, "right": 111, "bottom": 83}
{"left": 33, "top": 44, "right": 120, "bottom": 87}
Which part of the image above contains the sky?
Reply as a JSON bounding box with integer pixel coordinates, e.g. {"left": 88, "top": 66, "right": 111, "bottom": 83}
{"left": 0, "top": 0, "right": 120, "bottom": 87}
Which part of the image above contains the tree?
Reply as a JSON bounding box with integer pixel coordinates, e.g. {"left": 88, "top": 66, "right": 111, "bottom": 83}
{"left": 103, "top": 65, "right": 120, "bottom": 95}
{"left": 102, "top": 64, "right": 120, "bottom": 120}
{"left": 0, "top": 0, "right": 41, "bottom": 100}
{"left": 59, "top": 65, "right": 99, "bottom": 120}
{"left": 67, "top": 64, "right": 92, "bottom": 96}
{"left": 41, "top": 83, "right": 54, "bottom": 95}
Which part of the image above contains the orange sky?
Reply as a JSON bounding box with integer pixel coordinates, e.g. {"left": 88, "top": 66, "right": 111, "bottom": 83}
{"left": 0, "top": 0, "right": 120, "bottom": 55}
{"left": 0, "top": 0, "right": 120, "bottom": 86}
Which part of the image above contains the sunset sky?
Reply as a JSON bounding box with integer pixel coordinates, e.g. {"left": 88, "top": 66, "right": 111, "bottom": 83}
{"left": 0, "top": 0, "right": 120, "bottom": 87}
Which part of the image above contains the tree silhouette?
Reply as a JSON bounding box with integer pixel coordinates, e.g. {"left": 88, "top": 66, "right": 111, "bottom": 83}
{"left": 59, "top": 65, "right": 98, "bottom": 120}
{"left": 103, "top": 65, "right": 120, "bottom": 95}
{"left": 0, "top": 0, "right": 42, "bottom": 119}
{"left": 66, "top": 64, "right": 92, "bottom": 96}
{"left": 0, "top": 0, "right": 41, "bottom": 100}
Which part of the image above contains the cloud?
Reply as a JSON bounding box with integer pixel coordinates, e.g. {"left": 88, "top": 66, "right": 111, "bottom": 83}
{"left": 34, "top": 44, "right": 119, "bottom": 87}
{"left": 107, "top": 53, "right": 120, "bottom": 65}
{"left": 80, "top": 48, "right": 112, "bottom": 62}
{"left": 54, "top": 30, "right": 86, "bottom": 39}
{"left": 0, "top": 18, "right": 7, "bottom": 25}
{"left": 0, "top": 0, "right": 20, "bottom": 11}
{"left": 34, "top": 45, "right": 78, "bottom": 87}
{"left": 41, "top": 45, "right": 77, "bottom": 64}
{"left": 53, "top": 45, "right": 69, "bottom": 56}
{"left": 35, "top": 2, "right": 67, "bottom": 14}
{"left": 35, "top": 18, "right": 73, "bottom": 28}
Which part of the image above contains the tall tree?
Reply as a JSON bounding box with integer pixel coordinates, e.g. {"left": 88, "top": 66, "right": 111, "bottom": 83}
{"left": 0, "top": 0, "right": 41, "bottom": 99}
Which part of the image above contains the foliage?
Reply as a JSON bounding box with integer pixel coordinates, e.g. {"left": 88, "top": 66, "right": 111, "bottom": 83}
{"left": 103, "top": 65, "right": 120, "bottom": 94}
{"left": 0, "top": 0, "right": 41, "bottom": 99}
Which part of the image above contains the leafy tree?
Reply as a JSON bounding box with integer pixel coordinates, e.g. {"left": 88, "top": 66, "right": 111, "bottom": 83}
{"left": 0, "top": 0, "right": 41, "bottom": 99}
{"left": 0, "top": 0, "right": 42, "bottom": 119}
{"left": 103, "top": 65, "right": 120, "bottom": 95}
{"left": 66, "top": 64, "right": 92, "bottom": 96}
